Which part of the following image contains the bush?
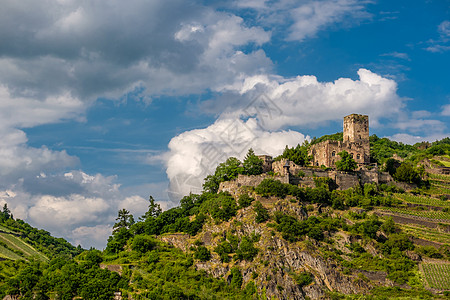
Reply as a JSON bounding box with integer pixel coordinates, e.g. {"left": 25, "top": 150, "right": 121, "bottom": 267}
{"left": 238, "top": 194, "right": 254, "bottom": 208}
{"left": 254, "top": 201, "right": 270, "bottom": 223}
{"left": 393, "top": 163, "right": 421, "bottom": 184}
{"left": 230, "top": 267, "right": 243, "bottom": 289}
{"left": 194, "top": 246, "right": 211, "bottom": 261}
{"left": 294, "top": 272, "right": 314, "bottom": 287}
{"left": 235, "top": 236, "right": 259, "bottom": 261}
{"left": 255, "top": 179, "right": 289, "bottom": 198}
{"left": 131, "top": 235, "right": 157, "bottom": 253}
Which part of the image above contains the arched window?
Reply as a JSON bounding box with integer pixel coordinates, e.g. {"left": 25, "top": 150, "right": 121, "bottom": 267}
{"left": 332, "top": 151, "right": 336, "bottom": 157}
{"left": 357, "top": 154, "right": 360, "bottom": 160}
{"left": 316, "top": 161, "right": 319, "bottom": 166}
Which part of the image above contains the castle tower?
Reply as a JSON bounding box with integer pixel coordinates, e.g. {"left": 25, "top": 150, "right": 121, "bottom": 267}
{"left": 343, "top": 114, "right": 369, "bottom": 143}
{"left": 343, "top": 114, "right": 370, "bottom": 163}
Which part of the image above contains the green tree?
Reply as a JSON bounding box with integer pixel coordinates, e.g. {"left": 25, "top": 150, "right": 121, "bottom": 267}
{"left": 335, "top": 150, "right": 357, "bottom": 172}
{"left": 1, "top": 203, "right": 11, "bottom": 220}
{"left": 276, "top": 142, "right": 311, "bottom": 166}
{"left": 113, "top": 209, "right": 135, "bottom": 233}
{"left": 393, "top": 163, "right": 421, "bottom": 184}
{"left": 243, "top": 148, "right": 263, "bottom": 175}
{"left": 215, "top": 157, "right": 243, "bottom": 182}
{"left": 141, "top": 195, "right": 162, "bottom": 220}
{"left": 254, "top": 201, "right": 270, "bottom": 223}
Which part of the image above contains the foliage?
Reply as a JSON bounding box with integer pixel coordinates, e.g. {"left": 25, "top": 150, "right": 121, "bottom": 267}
{"left": 131, "top": 235, "right": 156, "bottom": 254}
{"left": 238, "top": 194, "right": 254, "bottom": 208}
{"left": 293, "top": 272, "right": 314, "bottom": 287}
{"left": 140, "top": 196, "right": 162, "bottom": 220}
{"left": 230, "top": 267, "right": 243, "bottom": 289}
{"left": 274, "top": 213, "right": 342, "bottom": 242}
{"left": 253, "top": 201, "right": 270, "bottom": 223}
{"left": 393, "top": 162, "right": 421, "bottom": 184}
{"left": 113, "top": 209, "right": 135, "bottom": 234}
{"left": 235, "top": 236, "right": 259, "bottom": 261}
{"left": 311, "top": 132, "right": 343, "bottom": 145}
{"left": 370, "top": 134, "right": 418, "bottom": 165}
{"left": 0, "top": 258, "right": 126, "bottom": 299}
{"left": 194, "top": 246, "right": 211, "bottom": 261}
{"left": 243, "top": 148, "right": 263, "bottom": 175}
{"left": 202, "top": 157, "right": 244, "bottom": 193}
{"left": 255, "top": 178, "right": 289, "bottom": 198}
{"left": 335, "top": 150, "right": 357, "bottom": 172}
{"left": 275, "top": 142, "right": 311, "bottom": 166}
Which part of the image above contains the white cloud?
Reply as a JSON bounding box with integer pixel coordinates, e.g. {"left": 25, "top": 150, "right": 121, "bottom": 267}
{"left": 287, "top": 0, "right": 370, "bottom": 41}
{"left": 164, "top": 117, "right": 309, "bottom": 200}
{"left": 442, "top": 104, "right": 450, "bottom": 116}
{"left": 0, "top": 170, "right": 151, "bottom": 249}
{"left": 388, "top": 133, "right": 450, "bottom": 145}
{"left": 426, "top": 20, "right": 450, "bottom": 53}
{"left": 205, "top": 68, "right": 404, "bottom": 130}
{"left": 381, "top": 52, "right": 410, "bottom": 61}
{"left": 0, "top": 0, "right": 272, "bottom": 104}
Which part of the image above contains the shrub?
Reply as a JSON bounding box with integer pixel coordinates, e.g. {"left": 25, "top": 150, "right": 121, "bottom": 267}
{"left": 254, "top": 201, "right": 270, "bottom": 223}
{"left": 255, "top": 179, "right": 289, "bottom": 198}
{"left": 230, "top": 267, "right": 243, "bottom": 288}
{"left": 194, "top": 246, "right": 211, "bottom": 261}
{"left": 238, "top": 194, "right": 254, "bottom": 208}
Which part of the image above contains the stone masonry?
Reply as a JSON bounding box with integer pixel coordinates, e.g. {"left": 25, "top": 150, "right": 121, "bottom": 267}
{"left": 309, "top": 114, "right": 370, "bottom": 168}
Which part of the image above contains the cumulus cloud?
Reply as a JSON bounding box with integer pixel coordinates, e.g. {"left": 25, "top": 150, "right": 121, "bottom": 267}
{"left": 0, "top": 170, "right": 158, "bottom": 249}
{"left": 163, "top": 117, "right": 309, "bottom": 200}
{"left": 204, "top": 68, "right": 404, "bottom": 130}
{"left": 388, "top": 133, "right": 450, "bottom": 145}
{"left": 0, "top": 0, "right": 272, "bottom": 104}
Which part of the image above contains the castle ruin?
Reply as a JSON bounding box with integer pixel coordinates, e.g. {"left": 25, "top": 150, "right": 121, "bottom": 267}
{"left": 309, "top": 114, "right": 370, "bottom": 168}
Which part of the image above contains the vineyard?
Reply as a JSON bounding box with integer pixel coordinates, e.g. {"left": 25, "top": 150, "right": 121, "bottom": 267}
{"left": 422, "top": 263, "right": 450, "bottom": 290}
{"left": 396, "top": 194, "right": 450, "bottom": 208}
{"left": 0, "top": 232, "right": 48, "bottom": 261}
{"left": 399, "top": 224, "right": 450, "bottom": 244}
{"left": 381, "top": 207, "right": 450, "bottom": 222}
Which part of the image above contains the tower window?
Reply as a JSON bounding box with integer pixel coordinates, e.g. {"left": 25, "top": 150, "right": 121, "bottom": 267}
{"left": 332, "top": 151, "right": 336, "bottom": 157}
{"left": 357, "top": 154, "right": 360, "bottom": 160}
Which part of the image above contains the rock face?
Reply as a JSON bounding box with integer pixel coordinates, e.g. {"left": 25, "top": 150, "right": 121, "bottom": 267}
{"left": 159, "top": 198, "right": 374, "bottom": 299}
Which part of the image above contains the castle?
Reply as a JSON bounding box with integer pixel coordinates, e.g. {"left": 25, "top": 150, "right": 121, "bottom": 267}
{"left": 309, "top": 114, "right": 370, "bottom": 168}
{"left": 219, "top": 114, "right": 405, "bottom": 195}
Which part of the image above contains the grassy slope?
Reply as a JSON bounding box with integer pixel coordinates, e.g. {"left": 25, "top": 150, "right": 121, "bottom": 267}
{"left": 0, "top": 233, "right": 47, "bottom": 261}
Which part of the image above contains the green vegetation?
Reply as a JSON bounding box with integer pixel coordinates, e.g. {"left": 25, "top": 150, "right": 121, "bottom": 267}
{"left": 422, "top": 263, "right": 450, "bottom": 290}
{"left": 275, "top": 142, "right": 311, "bottom": 166}
{"left": 335, "top": 150, "right": 357, "bottom": 172}
{"left": 1, "top": 136, "right": 450, "bottom": 298}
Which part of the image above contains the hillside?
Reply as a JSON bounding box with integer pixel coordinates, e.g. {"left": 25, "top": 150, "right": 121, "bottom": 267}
{"left": 0, "top": 136, "right": 450, "bottom": 299}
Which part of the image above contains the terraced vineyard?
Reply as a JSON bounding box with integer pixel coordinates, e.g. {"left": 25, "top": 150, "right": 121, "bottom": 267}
{"left": 0, "top": 232, "right": 47, "bottom": 261}
{"left": 396, "top": 194, "right": 450, "bottom": 208}
{"left": 399, "top": 224, "right": 450, "bottom": 244}
{"left": 381, "top": 207, "right": 450, "bottom": 222}
{"left": 428, "top": 173, "right": 450, "bottom": 181}
{"left": 422, "top": 263, "right": 450, "bottom": 290}
{"left": 0, "top": 244, "right": 23, "bottom": 260}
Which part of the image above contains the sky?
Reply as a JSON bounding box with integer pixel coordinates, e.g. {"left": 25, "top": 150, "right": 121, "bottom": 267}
{"left": 0, "top": 0, "right": 449, "bottom": 249}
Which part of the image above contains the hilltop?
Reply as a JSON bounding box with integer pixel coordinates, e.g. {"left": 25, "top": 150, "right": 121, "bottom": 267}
{"left": 0, "top": 134, "right": 450, "bottom": 299}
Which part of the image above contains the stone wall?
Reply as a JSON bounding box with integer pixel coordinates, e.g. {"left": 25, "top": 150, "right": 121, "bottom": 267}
{"left": 218, "top": 174, "right": 289, "bottom": 197}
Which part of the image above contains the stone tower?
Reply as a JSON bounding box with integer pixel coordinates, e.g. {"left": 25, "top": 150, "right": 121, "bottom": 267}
{"left": 343, "top": 114, "right": 370, "bottom": 162}
{"left": 343, "top": 114, "right": 369, "bottom": 143}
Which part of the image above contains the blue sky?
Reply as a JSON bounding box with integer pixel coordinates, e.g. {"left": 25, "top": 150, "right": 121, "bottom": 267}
{"left": 0, "top": 0, "right": 448, "bottom": 248}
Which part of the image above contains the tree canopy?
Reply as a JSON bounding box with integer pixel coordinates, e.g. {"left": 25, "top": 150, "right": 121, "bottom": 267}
{"left": 335, "top": 150, "right": 357, "bottom": 172}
